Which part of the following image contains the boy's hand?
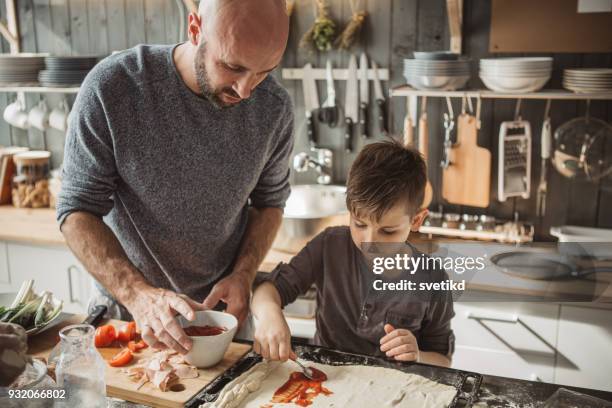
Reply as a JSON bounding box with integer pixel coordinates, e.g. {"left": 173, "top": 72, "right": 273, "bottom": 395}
{"left": 253, "top": 310, "right": 297, "bottom": 362}
{"left": 380, "top": 323, "right": 420, "bottom": 362}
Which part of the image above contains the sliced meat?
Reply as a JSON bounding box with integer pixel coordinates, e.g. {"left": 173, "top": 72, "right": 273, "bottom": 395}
{"left": 173, "top": 364, "right": 198, "bottom": 379}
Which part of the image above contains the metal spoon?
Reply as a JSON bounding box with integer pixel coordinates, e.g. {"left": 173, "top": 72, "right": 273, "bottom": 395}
{"left": 293, "top": 359, "right": 315, "bottom": 380}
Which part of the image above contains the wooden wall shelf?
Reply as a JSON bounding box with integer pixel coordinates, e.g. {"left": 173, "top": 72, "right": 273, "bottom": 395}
{"left": 390, "top": 86, "right": 612, "bottom": 101}
{"left": 0, "top": 85, "right": 80, "bottom": 94}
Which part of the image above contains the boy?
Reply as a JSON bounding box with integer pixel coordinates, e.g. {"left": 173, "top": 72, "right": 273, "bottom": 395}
{"left": 251, "top": 140, "right": 454, "bottom": 367}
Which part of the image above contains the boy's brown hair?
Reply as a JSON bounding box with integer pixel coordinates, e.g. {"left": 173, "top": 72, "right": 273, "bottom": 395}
{"left": 346, "top": 139, "right": 427, "bottom": 221}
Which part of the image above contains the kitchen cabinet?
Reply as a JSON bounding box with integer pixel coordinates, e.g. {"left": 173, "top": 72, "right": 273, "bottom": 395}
{"left": 5, "top": 242, "right": 92, "bottom": 314}
{"left": 0, "top": 242, "right": 9, "bottom": 291}
{"left": 555, "top": 305, "right": 612, "bottom": 392}
{"left": 452, "top": 302, "right": 559, "bottom": 383}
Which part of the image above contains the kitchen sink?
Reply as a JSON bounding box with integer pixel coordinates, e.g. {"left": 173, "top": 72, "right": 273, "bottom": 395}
{"left": 272, "top": 185, "right": 349, "bottom": 253}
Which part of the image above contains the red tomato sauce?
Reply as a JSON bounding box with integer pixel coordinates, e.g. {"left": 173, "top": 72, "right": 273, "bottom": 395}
{"left": 271, "top": 368, "right": 332, "bottom": 406}
{"left": 183, "top": 325, "right": 226, "bottom": 336}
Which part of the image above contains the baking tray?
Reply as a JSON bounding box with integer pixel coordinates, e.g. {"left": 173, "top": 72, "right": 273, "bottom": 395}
{"left": 186, "top": 343, "right": 482, "bottom": 408}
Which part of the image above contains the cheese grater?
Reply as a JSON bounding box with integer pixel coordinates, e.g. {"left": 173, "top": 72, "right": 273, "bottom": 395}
{"left": 498, "top": 120, "right": 531, "bottom": 201}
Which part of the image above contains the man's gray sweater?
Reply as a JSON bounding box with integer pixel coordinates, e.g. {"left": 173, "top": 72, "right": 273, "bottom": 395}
{"left": 57, "top": 44, "right": 294, "bottom": 302}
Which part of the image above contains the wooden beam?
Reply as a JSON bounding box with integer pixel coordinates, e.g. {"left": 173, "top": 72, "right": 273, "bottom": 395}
{"left": 447, "top": 0, "right": 463, "bottom": 54}
{"left": 3, "top": 0, "right": 20, "bottom": 53}
{"left": 0, "top": 22, "right": 18, "bottom": 51}
{"left": 183, "top": 0, "right": 198, "bottom": 14}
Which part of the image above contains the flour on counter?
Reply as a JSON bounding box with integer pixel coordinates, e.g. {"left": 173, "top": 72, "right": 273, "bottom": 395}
{"left": 200, "top": 360, "right": 457, "bottom": 408}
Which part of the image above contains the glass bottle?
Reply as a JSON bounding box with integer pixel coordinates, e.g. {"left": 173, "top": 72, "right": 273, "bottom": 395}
{"left": 55, "top": 324, "right": 106, "bottom": 408}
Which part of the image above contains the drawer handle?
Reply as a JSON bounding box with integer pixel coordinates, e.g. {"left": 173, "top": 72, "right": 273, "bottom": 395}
{"left": 67, "top": 265, "right": 79, "bottom": 303}
{"left": 466, "top": 311, "right": 557, "bottom": 355}
{"left": 466, "top": 312, "right": 519, "bottom": 323}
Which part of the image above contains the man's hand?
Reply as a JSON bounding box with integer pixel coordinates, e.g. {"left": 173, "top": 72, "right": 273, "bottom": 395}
{"left": 0, "top": 322, "right": 28, "bottom": 386}
{"left": 253, "top": 307, "right": 295, "bottom": 362}
{"left": 379, "top": 323, "right": 420, "bottom": 362}
{"left": 124, "top": 285, "right": 206, "bottom": 354}
{"left": 202, "top": 271, "right": 251, "bottom": 325}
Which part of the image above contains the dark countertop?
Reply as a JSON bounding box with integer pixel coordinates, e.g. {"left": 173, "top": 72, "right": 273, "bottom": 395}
{"left": 476, "top": 372, "right": 612, "bottom": 407}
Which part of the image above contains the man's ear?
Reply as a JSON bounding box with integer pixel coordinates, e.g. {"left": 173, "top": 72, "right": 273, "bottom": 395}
{"left": 187, "top": 13, "right": 202, "bottom": 45}
{"left": 410, "top": 208, "right": 429, "bottom": 232}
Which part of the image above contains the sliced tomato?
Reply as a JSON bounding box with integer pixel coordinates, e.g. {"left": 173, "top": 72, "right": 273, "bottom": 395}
{"left": 109, "top": 348, "right": 133, "bottom": 367}
{"left": 127, "top": 339, "right": 148, "bottom": 352}
{"left": 116, "top": 321, "right": 137, "bottom": 343}
{"left": 94, "top": 325, "right": 116, "bottom": 348}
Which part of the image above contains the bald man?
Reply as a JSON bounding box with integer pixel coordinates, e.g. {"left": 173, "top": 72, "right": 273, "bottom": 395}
{"left": 58, "top": 0, "right": 292, "bottom": 354}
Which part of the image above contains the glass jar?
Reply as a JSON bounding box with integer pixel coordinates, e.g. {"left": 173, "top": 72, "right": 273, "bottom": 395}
{"left": 11, "top": 151, "right": 51, "bottom": 208}
{"left": 459, "top": 214, "right": 479, "bottom": 231}
{"left": 423, "top": 211, "right": 442, "bottom": 227}
{"left": 476, "top": 215, "right": 496, "bottom": 232}
{"left": 442, "top": 213, "right": 460, "bottom": 229}
{"left": 55, "top": 324, "right": 106, "bottom": 408}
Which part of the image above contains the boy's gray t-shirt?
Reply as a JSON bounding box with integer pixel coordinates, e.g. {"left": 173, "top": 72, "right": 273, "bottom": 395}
{"left": 57, "top": 44, "right": 294, "bottom": 302}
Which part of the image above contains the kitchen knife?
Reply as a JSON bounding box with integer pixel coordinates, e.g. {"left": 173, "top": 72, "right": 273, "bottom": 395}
{"left": 302, "top": 63, "right": 320, "bottom": 147}
{"left": 372, "top": 61, "right": 387, "bottom": 135}
{"left": 318, "top": 60, "right": 338, "bottom": 127}
{"left": 359, "top": 52, "right": 369, "bottom": 139}
{"left": 345, "top": 55, "right": 359, "bottom": 153}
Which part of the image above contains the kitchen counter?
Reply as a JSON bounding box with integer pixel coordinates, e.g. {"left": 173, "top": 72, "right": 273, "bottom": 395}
{"left": 0, "top": 206, "right": 64, "bottom": 246}
{"left": 0, "top": 205, "right": 288, "bottom": 272}
{"left": 476, "top": 371, "right": 612, "bottom": 406}
{"left": 2, "top": 205, "right": 611, "bottom": 302}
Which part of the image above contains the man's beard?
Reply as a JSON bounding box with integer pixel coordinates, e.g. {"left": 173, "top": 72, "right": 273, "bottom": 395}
{"left": 194, "top": 42, "right": 241, "bottom": 109}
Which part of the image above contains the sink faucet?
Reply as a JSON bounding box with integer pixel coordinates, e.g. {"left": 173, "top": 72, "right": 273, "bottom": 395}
{"left": 293, "top": 147, "right": 333, "bottom": 185}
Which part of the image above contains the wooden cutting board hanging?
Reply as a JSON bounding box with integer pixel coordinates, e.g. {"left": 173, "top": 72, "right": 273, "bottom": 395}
{"left": 418, "top": 98, "right": 433, "bottom": 209}
{"left": 404, "top": 98, "right": 433, "bottom": 209}
{"left": 442, "top": 113, "right": 491, "bottom": 207}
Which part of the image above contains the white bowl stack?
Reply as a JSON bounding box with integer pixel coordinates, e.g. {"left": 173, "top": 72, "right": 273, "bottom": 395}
{"left": 563, "top": 69, "right": 612, "bottom": 93}
{"left": 479, "top": 57, "right": 553, "bottom": 93}
{"left": 404, "top": 56, "right": 471, "bottom": 91}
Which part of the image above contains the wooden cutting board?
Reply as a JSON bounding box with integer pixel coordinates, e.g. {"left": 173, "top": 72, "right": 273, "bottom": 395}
{"left": 27, "top": 315, "right": 251, "bottom": 408}
{"left": 442, "top": 114, "right": 491, "bottom": 208}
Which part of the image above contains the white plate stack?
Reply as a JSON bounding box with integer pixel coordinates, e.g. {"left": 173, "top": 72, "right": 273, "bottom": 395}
{"left": 404, "top": 56, "right": 471, "bottom": 91}
{"left": 0, "top": 53, "right": 46, "bottom": 85}
{"left": 479, "top": 57, "right": 553, "bottom": 93}
{"left": 563, "top": 69, "right": 612, "bottom": 93}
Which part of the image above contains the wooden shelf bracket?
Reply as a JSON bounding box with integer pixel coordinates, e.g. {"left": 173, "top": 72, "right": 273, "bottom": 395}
{"left": 447, "top": 0, "right": 463, "bottom": 54}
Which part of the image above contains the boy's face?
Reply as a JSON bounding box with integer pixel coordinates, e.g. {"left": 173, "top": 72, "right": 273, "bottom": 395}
{"left": 350, "top": 201, "right": 428, "bottom": 250}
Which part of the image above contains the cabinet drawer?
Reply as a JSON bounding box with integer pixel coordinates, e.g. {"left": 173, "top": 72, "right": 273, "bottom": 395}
{"left": 453, "top": 345, "right": 554, "bottom": 383}
{"left": 453, "top": 302, "right": 559, "bottom": 354}
{"left": 555, "top": 306, "right": 612, "bottom": 392}
{"left": 7, "top": 243, "right": 92, "bottom": 314}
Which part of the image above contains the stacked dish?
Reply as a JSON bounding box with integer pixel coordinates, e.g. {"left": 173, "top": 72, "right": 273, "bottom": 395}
{"left": 480, "top": 57, "right": 552, "bottom": 93}
{"left": 38, "top": 56, "right": 99, "bottom": 87}
{"left": 563, "top": 69, "right": 612, "bottom": 93}
{"left": 0, "top": 54, "right": 46, "bottom": 85}
{"left": 404, "top": 55, "right": 471, "bottom": 91}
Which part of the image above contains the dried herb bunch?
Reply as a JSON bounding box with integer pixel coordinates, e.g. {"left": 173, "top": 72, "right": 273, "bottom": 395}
{"left": 300, "top": 0, "right": 337, "bottom": 52}
{"left": 336, "top": 0, "right": 367, "bottom": 50}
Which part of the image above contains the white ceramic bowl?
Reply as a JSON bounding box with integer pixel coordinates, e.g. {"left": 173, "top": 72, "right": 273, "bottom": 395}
{"left": 480, "top": 57, "right": 552, "bottom": 65}
{"left": 406, "top": 74, "right": 470, "bottom": 90}
{"left": 179, "top": 310, "right": 238, "bottom": 368}
{"left": 480, "top": 70, "right": 551, "bottom": 78}
{"left": 480, "top": 74, "right": 550, "bottom": 93}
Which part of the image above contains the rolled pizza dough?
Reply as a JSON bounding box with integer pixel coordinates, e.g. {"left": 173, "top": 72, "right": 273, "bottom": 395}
{"left": 201, "top": 360, "right": 457, "bottom": 408}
